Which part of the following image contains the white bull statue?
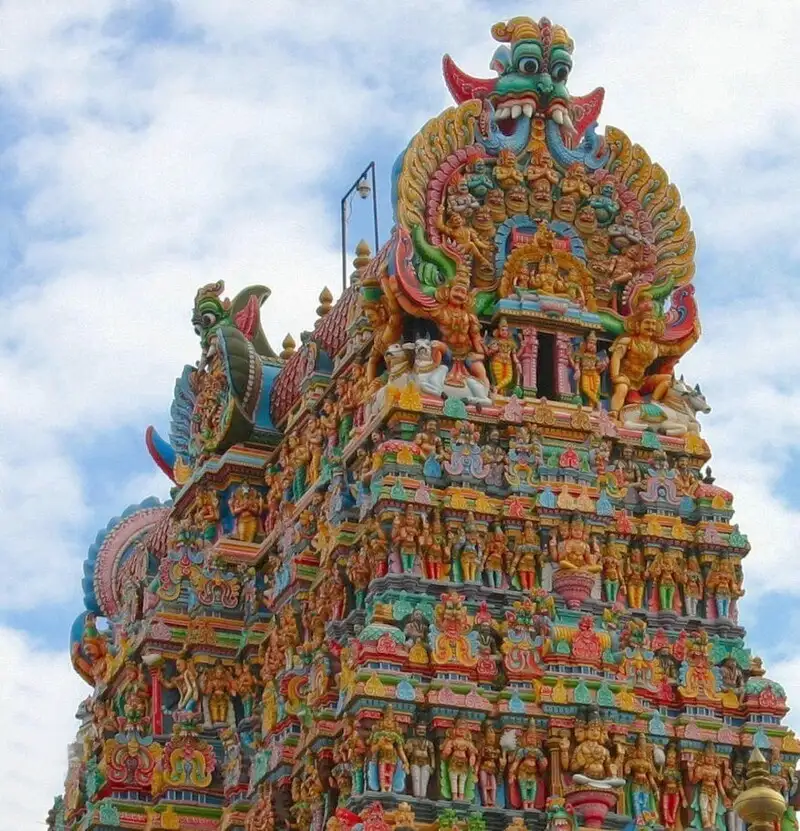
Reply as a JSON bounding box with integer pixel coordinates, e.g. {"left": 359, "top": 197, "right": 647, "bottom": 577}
{"left": 377, "top": 338, "right": 493, "bottom": 408}
{"left": 410, "top": 338, "right": 493, "bottom": 406}
{"left": 620, "top": 375, "right": 710, "bottom": 436}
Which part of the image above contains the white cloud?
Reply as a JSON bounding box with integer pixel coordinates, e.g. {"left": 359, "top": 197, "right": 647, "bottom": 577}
{"left": 0, "top": 627, "right": 86, "bottom": 828}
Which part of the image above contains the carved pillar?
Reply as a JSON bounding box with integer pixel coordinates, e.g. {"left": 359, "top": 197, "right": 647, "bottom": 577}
{"left": 547, "top": 731, "right": 566, "bottom": 797}
{"left": 555, "top": 331, "right": 574, "bottom": 401}
{"left": 150, "top": 667, "right": 163, "bottom": 735}
{"left": 519, "top": 327, "right": 538, "bottom": 393}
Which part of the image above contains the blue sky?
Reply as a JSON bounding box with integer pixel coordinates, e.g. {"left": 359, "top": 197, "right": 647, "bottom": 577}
{"left": 1, "top": 1, "right": 800, "bottom": 826}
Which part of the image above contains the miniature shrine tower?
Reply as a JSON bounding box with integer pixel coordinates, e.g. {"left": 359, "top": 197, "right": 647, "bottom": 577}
{"left": 51, "top": 16, "right": 799, "bottom": 831}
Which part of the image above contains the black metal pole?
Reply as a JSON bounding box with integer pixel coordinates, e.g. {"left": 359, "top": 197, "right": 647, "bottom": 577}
{"left": 340, "top": 162, "right": 378, "bottom": 293}
{"left": 370, "top": 161, "right": 379, "bottom": 253}
{"left": 341, "top": 192, "right": 348, "bottom": 292}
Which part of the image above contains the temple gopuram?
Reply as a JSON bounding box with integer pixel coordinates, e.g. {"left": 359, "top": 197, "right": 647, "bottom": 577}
{"left": 50, "top": 16, "right": 800, "bottom": 831}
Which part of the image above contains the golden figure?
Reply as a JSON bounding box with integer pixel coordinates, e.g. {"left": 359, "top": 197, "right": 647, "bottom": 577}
{"left": 512, "top": 520, "right": 541, "bottom": 591}
{"left": 486, "top": 317, "right": 521, "bottom": 393}
{"left": 229, "top": 484, "right": 262, "bottom": 543}
{"left": 561, "top": 162, "right": 593, "bottom": 202}
{"left": 674, "top": 454, "right": 701, "bottom": 497}
{"left": 495, "top": 148, "right": 523, "bottom": 190}
{"left": 570, "top": 331, "right": 608, "bottom": 408}
{"left": 457, "top": 512, "right": 484, "bottom": 583}
{"left": 678, "top": 630, "right": 721, "bottom": 701}
{"left": 625, "top": 546, "right": 646, "bottom": 609}
{"left": 549, "top": 515, "right": 602, "bottom": 573}
{"left": 201, "top": 660, "right": 235, "bottom": 724}
{"left": 414, "top": 418, "right": 443, "bottom": 464}
{"left": 532, "top": 255, "right": 567, "bottom": 295}
{"left": 261, "top": 678, "right": 278, "bottom": 736}
{"left": 609, "top": 303, "right": 699, "bottom": 416}
{"left": 487, "top": 188, "right": 507, "bottom": 223}
{"left": 529, "top": 177, "right": 555, "bottom": 219}
{"left": 471, "top": 205, "right": 498, "bottom": 282}
{"left": 683, "top": 554, "right": 704, "bottom": 617}
{"left": 566, "top": 710, "right": 621, "bottom": 785}
{"left": 436, "top": 204, "right": 493, "bottom": 269}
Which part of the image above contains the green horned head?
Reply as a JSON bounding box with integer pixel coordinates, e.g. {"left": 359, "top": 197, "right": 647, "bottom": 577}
{"left": 489, "top": 17, "right": 574, "bottom": 116}
{"left": 192, "top": 280, "right": 232, "bottom": 349}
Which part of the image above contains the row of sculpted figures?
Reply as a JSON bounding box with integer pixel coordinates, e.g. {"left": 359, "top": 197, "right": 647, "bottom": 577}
{"left": 326, "top": 706, "right": 799, "bottom": 831}
{"left": 310, "top": 502, "right": 742, "bottom": 622}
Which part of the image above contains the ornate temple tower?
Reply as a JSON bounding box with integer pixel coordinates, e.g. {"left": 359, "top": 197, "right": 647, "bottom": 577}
{"left": 51, "top": 16, "right": 799, "bottom": 831}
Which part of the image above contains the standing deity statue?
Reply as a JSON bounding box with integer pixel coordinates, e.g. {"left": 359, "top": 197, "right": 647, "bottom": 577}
{"left": 623, "top": 734, "right": 662, "bottom": 822}
{"left": 660, "top": 743, "right": 688, "bottom": 831}
{"left": 601, "top": 540, "right": 625, "bottom": 604}
{"left": 440, "top": 717, "right": 479, "bottom": 801}
{"left": 483, "top": 524, "right": 511, "bottom": 589}
{"left": 625, "top": 546, "right": 646, "bottom": 610}
{"left": 233, "top": 662, "right": 258, "bottom": 720}
{"left": 646, "top": 548, "right": 682, "bottom": 612}
{"left": 421, "top": 509, "right": 449, "bottom": 580}
{"left": 512, "top": 520, "right": 541, "bottom": 591}
{"left": 392, "top": 505, "right": 421, "bottom": 574}
{"left": 404, "top": 722, "right": 436, "bottom": 799}
{"left": 683, "top": 555, "right": 704, "bottom": 617}
{"left": 508, "top": 720, "right": 548, "bottom": 810}
{"left": 477, "top": 721, "right": 508, "bottom": 808}
{"left": 687, "top": 743, "right": 729, "bottom": 831}
{"left": 193, "top": 488, "right": 220, "bottom": 542}
{"left": 456, "top": 513, "right": 484, "bottom": 583}
{"left": 486, "top": 317, "right": 521, "bottom": 394}
{"left": 705, "top": 558, "right": 742, "bottom": 620}
{"left": 201, "top": 660, "right": 235, "bottom": 725}
{"left": 570, "top": 332, "right": 608, "bottom": 408}
{"left": 229, "top": 484, "right": 263, "bottom": 543}
{"left": 368, "top": 707, "right": 409, "bottom": 793}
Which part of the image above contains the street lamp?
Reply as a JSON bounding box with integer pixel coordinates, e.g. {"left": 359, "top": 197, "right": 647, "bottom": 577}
{"left": 341, "top": 161, "right": 379, "bottom": 291}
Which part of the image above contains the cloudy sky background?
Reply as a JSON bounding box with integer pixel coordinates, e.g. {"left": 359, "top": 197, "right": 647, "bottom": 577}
{"left": 1, "top": 0, "right": 800, "bottom": 825}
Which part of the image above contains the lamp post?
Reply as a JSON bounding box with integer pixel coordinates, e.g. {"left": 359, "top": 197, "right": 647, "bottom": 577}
{"left": 340, "top": 161, "right": 379, "bottom": 291}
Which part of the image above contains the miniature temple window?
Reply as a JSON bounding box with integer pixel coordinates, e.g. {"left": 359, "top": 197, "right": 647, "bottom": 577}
{"left": 536, "top": 331, "right": 557, "bottom": 400}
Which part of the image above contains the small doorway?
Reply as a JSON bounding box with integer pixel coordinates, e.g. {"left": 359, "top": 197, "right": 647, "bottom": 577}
{"left": 536, "top": 332, "right": 556, "bottom": 400}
